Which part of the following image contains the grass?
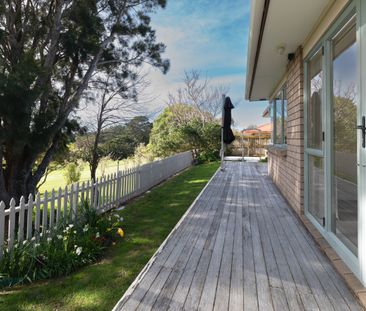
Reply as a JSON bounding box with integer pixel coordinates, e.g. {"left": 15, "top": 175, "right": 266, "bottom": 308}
{"left": 38, "top": 157, "right": 151, "bottom": 194}
{"left": 0, "top": 162, "right": 219, "bottom": 311}
{"left": 38, "top": 159, "right": 119, "bottom": 194}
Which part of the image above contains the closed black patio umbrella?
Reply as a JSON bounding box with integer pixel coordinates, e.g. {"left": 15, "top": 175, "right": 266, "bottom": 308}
{"left": 223, "top": 97, "right": 235, "bottom": 144}
{"left": 220, "top": 96, "right": 235, "bottom": 171}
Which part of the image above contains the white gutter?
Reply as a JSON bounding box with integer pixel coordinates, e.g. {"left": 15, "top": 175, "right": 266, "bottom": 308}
{"left": 245, "top": 0, "right": 266, "bottom": 100}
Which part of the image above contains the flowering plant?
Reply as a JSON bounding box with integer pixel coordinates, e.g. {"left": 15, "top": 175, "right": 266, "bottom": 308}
{"left": 0, "top": 201, "right": 125, "bottom": 287}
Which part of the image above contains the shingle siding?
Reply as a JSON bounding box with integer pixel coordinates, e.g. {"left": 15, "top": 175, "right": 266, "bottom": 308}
{"left": 268, "top": 47, "right": 304, "bottom": 215}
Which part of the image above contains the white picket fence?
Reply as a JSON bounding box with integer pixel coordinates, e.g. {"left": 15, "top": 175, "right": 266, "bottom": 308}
{"left": 0, "top": 151, "right": 193, "bottom": 257}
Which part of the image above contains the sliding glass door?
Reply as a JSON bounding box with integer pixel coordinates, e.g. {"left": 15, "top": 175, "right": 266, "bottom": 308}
{"left": 304, "top": 1, "right": 366, "bottom": 279}
{"left": 330, "top": 16, "right": 358, "bottom": 255}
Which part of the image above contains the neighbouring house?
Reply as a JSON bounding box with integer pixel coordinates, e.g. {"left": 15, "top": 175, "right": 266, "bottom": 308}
{"left": 239, "top": 123, "right": 272, "bottom": 157}
{"left": 246, "top": 0, "right": 366, "bottom": 290}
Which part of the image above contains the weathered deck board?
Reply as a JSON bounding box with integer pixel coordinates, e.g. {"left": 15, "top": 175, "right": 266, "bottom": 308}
{"left": 113, "top": 162, "right": 362, "bottom": 311}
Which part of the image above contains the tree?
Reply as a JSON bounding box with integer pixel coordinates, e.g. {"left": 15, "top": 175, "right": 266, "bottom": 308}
{"left": 149, "top": 105, "right": 190, "bottom": 157}
{"left": 149, "top": 105, "right": 221, "bottom": 161}
{"left": 107, "top": 116, "right": 152, "bottom": 161}
{"left": 167, "top": 70, "right": 229, "bottom": 123}
{"left": 64, "top": 163, "right": 81, "bottom": 185}
{"left": 36, "top": 136, "right": 80, "bottom": 191}
{"left": 0, "top": 0, "right": 169, "bottom": 203}
{"left": 76, "top": 116, "right": 152, "bottom": 179}
{"left": 149, "top": 71, "right": 228, "bottom": 161}
{"left": 80, "top": 71, "right": 150, "bottom": 180}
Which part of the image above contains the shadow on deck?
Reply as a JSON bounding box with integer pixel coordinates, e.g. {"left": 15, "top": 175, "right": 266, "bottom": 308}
{"left": 113, "top": 162, "right": 361, "bottom": 311}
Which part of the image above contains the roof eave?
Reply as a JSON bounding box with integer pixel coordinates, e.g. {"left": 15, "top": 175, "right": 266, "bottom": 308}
{"left": 245, "top": 0, "right": 268, "bottom": 101}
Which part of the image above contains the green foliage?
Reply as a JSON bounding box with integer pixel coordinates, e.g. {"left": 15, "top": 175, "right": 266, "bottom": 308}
{"left": 149, "top": 105, "right": 221, "bottom": 162}
{"left": 334, "top": 96, "right": 357, "bottom": 153}
{"left": 106, "top": 116, "right": 152, "bottom": 160}
{"left": 74, "top": 116, "right": 152, "bottom": 180}
{"left": 64, "top": 163, "right": 82, "bottom": 185}
{"left": 131, "top": 143, "right": 156, "bottom": 164}
{"left": 149, "top": 107, "right": 187, "bottom": 157}
{"left": 0, "top": 202, "right": 125, "bottom": 288}
{"left": 184, "top": 120, "right": 221, "bottom": 163}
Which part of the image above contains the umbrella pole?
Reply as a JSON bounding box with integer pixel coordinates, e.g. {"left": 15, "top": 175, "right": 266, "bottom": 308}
{"left": 220, "top": 94, "right": 225, "bottom": 171}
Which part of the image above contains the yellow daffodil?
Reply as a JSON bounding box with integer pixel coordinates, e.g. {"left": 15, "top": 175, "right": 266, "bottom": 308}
{"left": 117, "top": 228, "right": 124, "bottom": 238}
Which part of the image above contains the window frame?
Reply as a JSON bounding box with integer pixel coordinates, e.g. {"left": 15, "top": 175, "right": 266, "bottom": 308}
{"left": 271, "top": 85, "right": 287, "bottom": 145}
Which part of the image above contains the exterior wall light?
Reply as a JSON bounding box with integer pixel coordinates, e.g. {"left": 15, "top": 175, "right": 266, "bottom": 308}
{"left": 276, "top": 45, "right": 286, "bottom": 55}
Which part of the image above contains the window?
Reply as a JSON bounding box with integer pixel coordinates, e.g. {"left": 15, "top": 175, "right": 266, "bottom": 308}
{"left": 275, "top": 93, "right": 283, "bottom": 143}
{"left": 283, "top": 88, "right": 287, "bottom": 144}
{"left": 271, "top": 85, "right": 287, "bottom": 145}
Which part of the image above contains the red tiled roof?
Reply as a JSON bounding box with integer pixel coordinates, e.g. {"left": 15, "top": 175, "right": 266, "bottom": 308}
{"left": 257, "top": 123, "right": 272, "bottom": 132}
{"left": 241, "top": 122, "right": 272, "bottom": 135}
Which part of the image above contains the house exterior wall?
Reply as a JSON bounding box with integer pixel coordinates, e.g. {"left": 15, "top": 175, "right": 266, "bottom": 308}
{"left": 268, "top": 47, "right": 304, "bottom": 215}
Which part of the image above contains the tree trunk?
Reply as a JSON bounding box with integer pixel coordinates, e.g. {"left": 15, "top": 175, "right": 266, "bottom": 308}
{"left": 90, "top": 161, "right": 98, "bottom": 182}
{"left": 90, "top": 125, "right": 102, "bottom": 182}
{"left": 0, "top": 139, "right": 57, "bottom": 205}
{"left": 89, "top": 101, "right": 106, "bottom": 181}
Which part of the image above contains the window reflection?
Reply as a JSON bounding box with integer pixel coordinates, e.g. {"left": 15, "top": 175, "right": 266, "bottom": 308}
{"left": 308, "top": 155, "right": 325, "bottom": 225}
{"left": 331, "top": 16, "right": 358, "bottom": 255}
{"left": 307, "top": 49, "right": 323, "bottom": 150}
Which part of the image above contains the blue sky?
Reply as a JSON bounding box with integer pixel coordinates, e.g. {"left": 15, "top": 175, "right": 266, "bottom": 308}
{"left": 145, "top": 0, "right": 268, "bottom": 129}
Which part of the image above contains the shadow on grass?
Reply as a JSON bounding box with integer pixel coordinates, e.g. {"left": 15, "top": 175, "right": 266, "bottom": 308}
{"left": 0, "top": 162, "right": 219, "bottom": 311}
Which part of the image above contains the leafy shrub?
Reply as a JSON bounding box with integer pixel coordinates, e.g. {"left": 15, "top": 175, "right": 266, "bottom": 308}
{"left": 0, "top": 202, "right": 125, "bottom": 288}
{"left": 64, "top": 163, "right": 81, "bottom": 185}
{"left": 196, "top": 149, "right": 220, "bottom": 164}
{"left": 148, "top": 105, "right": 221, "bottom": 161}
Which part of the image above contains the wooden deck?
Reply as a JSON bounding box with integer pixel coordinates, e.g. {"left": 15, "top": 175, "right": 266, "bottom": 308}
{"left": 113, "top": 162, "right": 361, "bottom": 311}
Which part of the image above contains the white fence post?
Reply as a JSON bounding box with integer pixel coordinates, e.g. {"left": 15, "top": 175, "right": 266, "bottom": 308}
{"left": 42, "top": 191, "right": 48, "bottom": 235}
{"left": 69, "top": 185, "right": 74, "bottom": 223}
{"left": 26, "top": 194, "right": 34, "bottom": 240}
{"left": 18, "top": 196, "right": 25, "bottom": 242}
{"left": 73, "top": 183, "right": 79, "bottom": 222}
{"left": 8, "top": 199, "right": 16, "bottom": 251}
{"left": 0, "top": 202, "right": 5, "bottom": 258}
{"left": 94, "top": 178, "right": 99, "bottom": 211}
{"left": 34, "top": 193, "right": 41, "bottom": 238}
{"left": 50, "top": 190, "right": 55, "bottom": 229}
{"left": 116, "top": 172, "right": 121, "bottom": 203}
{"left": 63, "top": 186, "right": 68, "bottom": 223}
{"left": 56, "top": 188, "right": 62, "bottom": 225}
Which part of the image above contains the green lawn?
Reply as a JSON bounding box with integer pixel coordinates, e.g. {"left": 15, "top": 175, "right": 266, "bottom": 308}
{"left": 38, "top": 158, "right": 141, "bottom": 194}
{"left": 0, "top": 162, "right": 219, "bottom": 311}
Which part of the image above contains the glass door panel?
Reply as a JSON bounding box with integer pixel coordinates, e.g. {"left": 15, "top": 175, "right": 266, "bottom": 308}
{"left": 308, "top": 155, "right": 325, "bottom": 224}
{"left": 275, "top": 95, "right": 283, "bottom": 144}
{"left": 283, "top": 88, "right": 287, "bottom": 144}
{"left": 331, "top": 16, "right": 358, "bottom": 255}
{"left": 306, "top": 49, "right": 325, "bottom": 225}
{"left": 307, "top": 49, "right": 323, "bottom": 150}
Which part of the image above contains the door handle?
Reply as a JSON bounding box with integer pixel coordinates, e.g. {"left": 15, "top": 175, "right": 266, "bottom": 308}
{"left": 356, "top": 116, "right": 366, "bottom": 148}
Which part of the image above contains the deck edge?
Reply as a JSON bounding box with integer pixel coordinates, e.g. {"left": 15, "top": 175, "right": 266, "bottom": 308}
{"left": 112, "top": 165, "right": 221, "bottom": 311}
